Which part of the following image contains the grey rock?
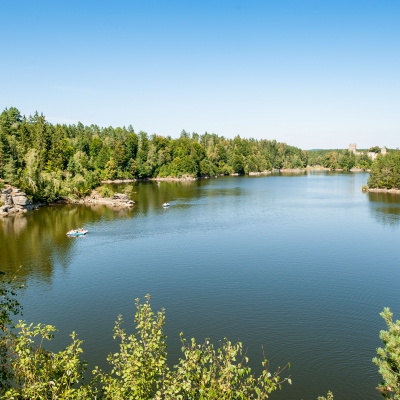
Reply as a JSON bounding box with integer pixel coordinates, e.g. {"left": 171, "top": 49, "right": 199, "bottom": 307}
{"left": 1, "top": 194, "right": 13, "bottom": 206}
{"left": 112, "top": 193, "right": 129, "bottom": 201}
{"left": 12, "top": 195, "right": 31, "bottom": 206}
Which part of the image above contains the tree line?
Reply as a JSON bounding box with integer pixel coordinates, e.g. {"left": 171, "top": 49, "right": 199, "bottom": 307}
{"left": 2, "top": 106, "right": 397, "bottom": 199}
{"left": 307, "top": 149, "right": 374, "bottom": 171}
{"left": 368, "top": 150, "right": 400, "bottom": 189}
{"left": 0, "top": 107, "right": 307, "bottom": 202}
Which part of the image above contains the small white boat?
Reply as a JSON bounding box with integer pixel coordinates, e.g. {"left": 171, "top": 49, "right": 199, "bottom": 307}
{"left": 162, "top": 202, "right": 170, "bottom": 208}
{"left": 66, "top": 229, "right": 88, "bottom": 237}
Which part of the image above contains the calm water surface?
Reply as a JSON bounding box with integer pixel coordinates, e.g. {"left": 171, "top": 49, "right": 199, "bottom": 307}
{"left": 2, "top": 172, "right": 400, "bottom": 399}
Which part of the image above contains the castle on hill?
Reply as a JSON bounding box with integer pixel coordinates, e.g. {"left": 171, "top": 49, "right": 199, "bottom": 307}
{"left": 349, "top": 143, "right": 387, "bottom": 161}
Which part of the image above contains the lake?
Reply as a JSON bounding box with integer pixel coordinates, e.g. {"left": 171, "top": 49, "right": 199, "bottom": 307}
{"left": 2, "top": 171, "right": 400, "bottom": 399}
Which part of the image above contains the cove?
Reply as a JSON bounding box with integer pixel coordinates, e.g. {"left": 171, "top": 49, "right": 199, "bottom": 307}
{"left": 1, "top": 171, "right": 400, "bottom": 399}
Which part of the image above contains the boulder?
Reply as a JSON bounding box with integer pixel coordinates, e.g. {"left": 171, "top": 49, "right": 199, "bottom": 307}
{"left": 112, "top": 193, "right": 129, "bottom": 201}
{"left": 12, "top": 195, "right": 31, "bottom": 206}
{"left": 0, "top": 194, "right": 13, "bottom": 206}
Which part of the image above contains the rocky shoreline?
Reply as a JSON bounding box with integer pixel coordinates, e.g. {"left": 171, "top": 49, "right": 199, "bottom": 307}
{"left": 0, "top": 186, "right": 42, "bottom": 216}
{"left": 0, "top": 185, "right": 135, "bottom": 217}
{"left": 55, "top": 191, "right": 136, "bottom": 208}
{"left": 249, "top": 170, "right": 272, "bottom": 176}
{"left": 101, "top": 174, "right": 199, "bottom": 183}
{"left": 279, "top": 168, "right": 306, "bottom": 173}
{"left": 367, "top": 187, "right": 400, "bottom": 194}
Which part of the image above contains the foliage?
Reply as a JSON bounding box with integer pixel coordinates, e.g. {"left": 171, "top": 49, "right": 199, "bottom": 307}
{"left": 94, "top": 294, "right": 291, "bottom": 399}
{"left": 3, "top": 324, "right": 90, "bottom": 399}
{"left": 164, "top": 335, "right": 290, "bottom": 399}
{"left": 96, "top": 186, "right": 114, "bottom": 198}
{"left": 0, "top": 271, "right": 23, "bottom": 391}
{"left": 369, "top": 146, "right": 381, "bottom": 153}
{"left": 93, "top": 295, "right": 168, "bottom": 399}
{"left": 368, "top": 151, "right": 400, "bottom": 189}
{"left": 317, "top": 391, "right": 334, "bottom": 400}
{"left": 307, "top": 149, "right": 362, "bottom": 171}
{"left": 122, "top": 185, "right": 134, "bottom": 196}
{"left": 373, "top": 308, "right": 400, "bottom": 398}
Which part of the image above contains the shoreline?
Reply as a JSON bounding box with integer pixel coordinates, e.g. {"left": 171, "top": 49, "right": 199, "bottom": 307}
{"left": 1, "top": 170, "right": 379, "bottom": 216}
{"left": 367, "top": 187, "right": 400, "bottom": 194}
{"left": 54, "top": 191, "right": 135, "bottom": 208}
{"left": 0, "top": 186, "right": 43, "bottom": 217}
{"left": 100, "top": 167, "right": 370, "bottom": 184}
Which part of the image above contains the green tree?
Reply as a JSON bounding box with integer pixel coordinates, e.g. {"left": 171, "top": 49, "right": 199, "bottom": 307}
{"left": 89, "top": 137, "right": 103, "bottom": 159}
{"left": 369, "top": 146, "right": 381, "bottom": 153}
{"left": 103, "top": 160, "right": 118, "bottom": 180}
{"left": 0, "top": 271, "right": 22, "bottom": 392}
{"left": 373, "top": 308, "right": 400, "bottom": 398}
{"left": 3, "top": 324, "right": 90, "bottom": 399}
{"left": 368, "top": 151, "right": 400, "bottom": 189}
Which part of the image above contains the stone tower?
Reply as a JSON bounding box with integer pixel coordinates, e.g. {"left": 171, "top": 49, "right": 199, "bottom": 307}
{"left": 349, "top": 143, "right": 357, "bottom": 154}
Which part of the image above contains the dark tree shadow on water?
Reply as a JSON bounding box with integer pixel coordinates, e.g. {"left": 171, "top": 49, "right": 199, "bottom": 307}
{"left": 0, "top": 204, "right": 135, "bottom": 285}
{"left": 368, "top": 192, "right": 400, "bottom": 227}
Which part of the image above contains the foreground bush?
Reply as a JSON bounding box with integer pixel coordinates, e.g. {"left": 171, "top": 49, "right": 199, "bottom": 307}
{"left": 1, "top": 285, "right": 291, "bottom": 399}
{"left": 373, "top": 308, "right": 400, "bottom": 398}
{"left": 368, "top": 151, "right": 400, "bottom": 189}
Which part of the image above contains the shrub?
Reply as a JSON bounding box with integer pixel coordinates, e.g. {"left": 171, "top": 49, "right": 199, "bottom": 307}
{"left": 1, "top": 288, "right": 291, "bottom": 399}
{"left": 373, "top": 308, "right": 400, "bottom": 398}
{"left": 318, "top": 392, "right": 334, "bottom": 400}
{"left": 122, "top": 185, "right": 134, "bottom": 196}
{"left": 96, "top": 186, "right": 114, "bottom": 198}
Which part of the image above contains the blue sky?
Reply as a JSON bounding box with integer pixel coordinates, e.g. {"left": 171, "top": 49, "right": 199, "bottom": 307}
{"left": 1, "top": 0, "right": 399, "bottom": 149}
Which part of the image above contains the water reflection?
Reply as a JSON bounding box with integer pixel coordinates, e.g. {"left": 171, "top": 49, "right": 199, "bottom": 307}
{"left": 0, "top": 178, "right": 248, "bottom": 284}
{"left": 107, "top": 179, "right": 245, "bottom": 216}
{"left": 3, "top": 175, "right": 400, "bottom": 287}
{"left": 367, "top": 192, "right": 400, "bottom": 227}
{"left": 0, "top": 203, "right": 135, "bottom": 283}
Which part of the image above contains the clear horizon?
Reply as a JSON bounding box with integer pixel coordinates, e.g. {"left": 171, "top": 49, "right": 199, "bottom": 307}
{"left": 1, "top": 0, "right": 399, "bottom": 150}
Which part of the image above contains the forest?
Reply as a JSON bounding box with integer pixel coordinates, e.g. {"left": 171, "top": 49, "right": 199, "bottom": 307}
{"left": 307, "top": 149, "right": 374, "bottom": 170}
{"left": 368, "top": 150, "right": 400, "bottom": 189}
{"left": 0, "top": 107, "right": 307, "bottom": 202}
{"left": 1, "top": 107, "right": 398, "bottom": 202}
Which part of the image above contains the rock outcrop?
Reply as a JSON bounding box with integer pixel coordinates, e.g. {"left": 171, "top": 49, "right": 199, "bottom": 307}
{"left": 367, "top": 187, "right": 400, "bottom": 194}
{"left": 0, "top": 186, "right": 36, "bottom": 216}
{"left": 78, "top": 191, "right": 135, "bottom": 207}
